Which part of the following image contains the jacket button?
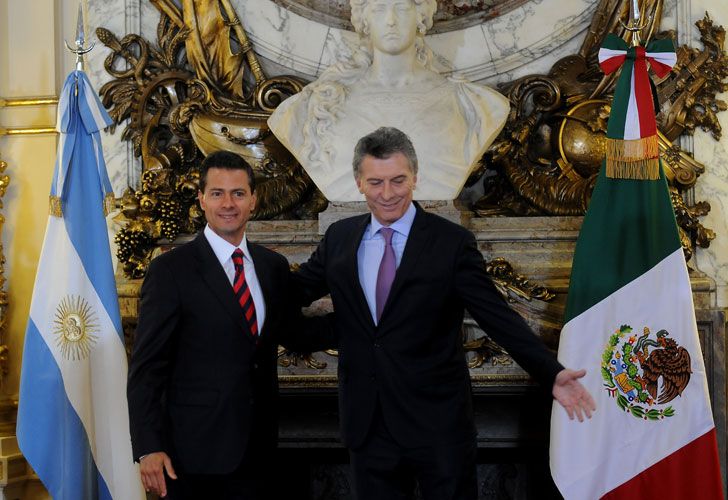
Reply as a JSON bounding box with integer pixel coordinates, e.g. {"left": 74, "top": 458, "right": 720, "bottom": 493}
{"left": 373, "top": 342, "right": 380, "bottom": 348}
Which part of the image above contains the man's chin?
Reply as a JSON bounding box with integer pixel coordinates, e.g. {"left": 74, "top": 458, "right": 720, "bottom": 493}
{"left": 210, "top": 224, "right": 245, "bottom": 242}
{"left": 374, "top": 206, "right": 405, "bottom": 224}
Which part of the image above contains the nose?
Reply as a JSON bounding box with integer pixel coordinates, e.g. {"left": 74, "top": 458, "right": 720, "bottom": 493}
{"left": 221, "top": 193, "right": 235, "bottom": 207}
{"left": 385, "top": 5, "right": 396, "bottom": 26}
{"left": 381, "top": 181, "right": 393, "bottom": 200}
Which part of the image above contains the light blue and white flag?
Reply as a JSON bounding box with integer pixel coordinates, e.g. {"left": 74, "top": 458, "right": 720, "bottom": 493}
{"left": 17, "top": 70, "right": 144, "bottom": 500}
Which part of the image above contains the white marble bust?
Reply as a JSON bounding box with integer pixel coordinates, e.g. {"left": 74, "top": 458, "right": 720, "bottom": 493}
{"left": 268, "top": 0, "right": 510, "bottom": 201}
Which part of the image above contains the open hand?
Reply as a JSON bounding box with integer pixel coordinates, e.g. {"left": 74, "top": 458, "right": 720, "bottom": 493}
{"left": 552, "top": 368, "right": 596, "bottom": 422}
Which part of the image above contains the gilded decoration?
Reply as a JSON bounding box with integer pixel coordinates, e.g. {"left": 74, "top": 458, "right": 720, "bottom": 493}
{"left": 0, "top": 160, "right": 7, "bottom": 380}
{"left": 472, "top": 1, "right": 727, "bottom": 259}
{"left": 99, "top": 0, "right": 325, "bottom": 278}
{"left": 99, "top": 0, "right": 728, "bottom": 279}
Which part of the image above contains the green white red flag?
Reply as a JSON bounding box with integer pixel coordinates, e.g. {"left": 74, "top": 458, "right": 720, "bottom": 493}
{"left": 549, "top": 34, "right": 723, "bottom": 499}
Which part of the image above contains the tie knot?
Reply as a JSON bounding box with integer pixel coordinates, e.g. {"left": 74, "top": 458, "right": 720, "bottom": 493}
{"left": 232, "top": 248, "right": 244, "bottom": 268}
{"left": 380, "top": 227, "right": 394, "bottom": 245}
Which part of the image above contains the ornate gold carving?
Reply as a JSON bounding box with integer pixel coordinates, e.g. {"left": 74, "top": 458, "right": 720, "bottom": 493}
{"left": 464, "top": 334, "right": 513, "bottom": 369}
{"left": 101, "top": 1, "right": 726, "bottom": 275}
{"left": 99, "top": 1, "right": 319, "bottom": 278}
{"left": 486, "top": 258, "right": 555, "bottom": 303}
{"left": 462, "top": 258, "right": 557, "bottom": 369}
{"left": 656, "top": 14, "right": 728, "bottom": 141}
{"left": 472, "top": 4, "right": 726, "bottom": 258}
{"left": 0, "top": 160, "right": 9, "bottom": 379}
{"left": 277, "top": 346, "right": 337, "bottom": 370}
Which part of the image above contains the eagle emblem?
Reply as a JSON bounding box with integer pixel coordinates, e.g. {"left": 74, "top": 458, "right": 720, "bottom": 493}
{"left": 601, "top": 325, "right": 692, "bottom": 420}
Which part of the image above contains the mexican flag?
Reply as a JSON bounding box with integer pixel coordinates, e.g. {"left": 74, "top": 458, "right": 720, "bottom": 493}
{"left": 549, "top": 34, "right": 723, "bottom": 499}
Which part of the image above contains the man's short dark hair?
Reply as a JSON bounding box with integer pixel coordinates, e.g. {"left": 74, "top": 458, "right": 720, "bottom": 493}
{"left": 199, "top": 151, "right": 256, "bottom": 193}
{"left": 352, "top": 127, "right": 418, "bottom": 179}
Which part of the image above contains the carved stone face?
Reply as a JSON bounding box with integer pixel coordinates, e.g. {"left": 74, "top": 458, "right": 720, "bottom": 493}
{"left": 365, "top": 0, "right": 418, "bottom": 55}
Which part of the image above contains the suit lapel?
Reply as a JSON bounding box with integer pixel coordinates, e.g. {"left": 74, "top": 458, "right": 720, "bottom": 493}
{"left": 348, "top": 215, "right": 377, "bottom": 331}
{"left": 248, "top": 242, "right": 274, "bottom": 338}
{"left": 193, "top": 232, "right": 253, "bottom": 340}
{"left": 379, "top": 205, "right": 430, "bottom": 326}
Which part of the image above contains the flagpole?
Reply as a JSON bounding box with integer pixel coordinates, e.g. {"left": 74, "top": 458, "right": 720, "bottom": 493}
{"left": 621, "top": 0, "right": 649, "bottom": 47}
{"left": 64, "top": 4, "right": 94, "bottom": 72}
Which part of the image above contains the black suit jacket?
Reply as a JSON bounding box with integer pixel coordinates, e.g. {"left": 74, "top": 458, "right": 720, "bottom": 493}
{"left": 128, "top": 232, "right": 329, "bottom": 474}
{"left": 295, "top": 203, "right": 564, "bottom": 449}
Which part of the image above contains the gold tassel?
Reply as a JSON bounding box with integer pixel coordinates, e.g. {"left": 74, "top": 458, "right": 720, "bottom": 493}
{"left": 103, "top": 192, "right": 116, "bottom": 216}
{"left": 606, "top": 158, "right": 660, "bottom": 180}
{"left": 49, "top": 195, "right": 63, "bottom": 217}
{"left": 605, "top": 136, "right": 661, "bottom": 180}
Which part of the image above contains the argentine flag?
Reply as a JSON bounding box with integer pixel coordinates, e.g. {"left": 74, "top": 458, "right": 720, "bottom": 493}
{"left": 17, "top": 70, "right": 144, "bottom": 499}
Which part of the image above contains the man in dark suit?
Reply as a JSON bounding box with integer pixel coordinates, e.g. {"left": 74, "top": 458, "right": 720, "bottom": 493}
{"left": 127, "top": 151, "right": 330, "bottom": 499}
{"left": 294, "top": 127, "right": 595, "bottom": 500}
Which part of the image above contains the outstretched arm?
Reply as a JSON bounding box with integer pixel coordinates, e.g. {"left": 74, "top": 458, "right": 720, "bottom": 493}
{"left": 552, "top": 368, "right": 596, "bottom": 422}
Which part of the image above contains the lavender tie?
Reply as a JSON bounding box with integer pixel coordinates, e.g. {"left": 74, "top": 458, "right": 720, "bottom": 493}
{"left": 375, "top": 227, "right": 396, "bottom": 322}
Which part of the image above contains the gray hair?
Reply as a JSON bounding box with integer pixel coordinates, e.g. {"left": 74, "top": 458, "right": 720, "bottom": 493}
{"left": 352, "top": 127, "right": 419, "bottom": 178}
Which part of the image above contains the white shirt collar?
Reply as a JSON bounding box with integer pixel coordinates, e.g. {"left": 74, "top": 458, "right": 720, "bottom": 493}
{"left": 203, "top": 225, "right": 252, "bottom": 265}
{"left": 370, "top": 202, "right": 416, "bottom": 238}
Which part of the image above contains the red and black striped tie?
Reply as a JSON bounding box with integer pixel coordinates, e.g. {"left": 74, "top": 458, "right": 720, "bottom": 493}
{"left": 232, "top": 249, "right": 258, "bottom": 337}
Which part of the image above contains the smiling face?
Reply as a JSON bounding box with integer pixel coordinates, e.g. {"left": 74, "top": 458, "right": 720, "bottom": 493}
{"left": 198, "top": 167, "right": 257, "bottom": 246}
{"left": 357, "top": 152, "right": 416, "bottom": 225}
{"left": 365, "top": 0, "right": 418, "bottom": 55}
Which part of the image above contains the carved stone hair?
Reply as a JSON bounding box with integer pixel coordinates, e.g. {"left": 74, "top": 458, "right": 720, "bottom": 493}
{"left": 352, "top": 127, "right": 419, "bottom": 178}
{"left": 299, "top": 0, "right": 437, "bottom": 172}
{"left": 350, "top": 0, "right": 437, "bottom": 39}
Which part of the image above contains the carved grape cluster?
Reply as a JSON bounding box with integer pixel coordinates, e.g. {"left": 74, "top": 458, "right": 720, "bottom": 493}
{"left": 115, "top": 229, "right": 149, "bottom": 262}
{"left": 157, "top": 199, "right": 183, "bottom": 241}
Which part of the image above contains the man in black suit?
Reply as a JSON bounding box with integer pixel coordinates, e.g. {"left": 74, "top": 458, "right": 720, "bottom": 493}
{"left": 294, "top": 127, "right": 595, "bottom": 500}
{"left": 127, "top": 151, "right": 330, "bottom": 499}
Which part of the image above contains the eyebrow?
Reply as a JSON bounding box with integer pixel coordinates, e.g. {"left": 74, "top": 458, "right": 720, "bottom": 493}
{"left": 366, "top": 175, "right": 408, "bottom": 182}
{"left": 208, "top": 187, "right": 248, "bottom": 193}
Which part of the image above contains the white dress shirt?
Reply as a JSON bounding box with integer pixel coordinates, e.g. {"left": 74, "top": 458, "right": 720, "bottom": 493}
{"left": 357, "top": 203, "right": 416, "bottom": 324}
{"left": 204, "top": 225, "right": 266, "bottom": 333}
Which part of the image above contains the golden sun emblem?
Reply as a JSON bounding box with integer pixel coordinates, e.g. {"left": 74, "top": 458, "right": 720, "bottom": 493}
{"left": 53, "top": 295, "right": 99, "bottom": 360}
